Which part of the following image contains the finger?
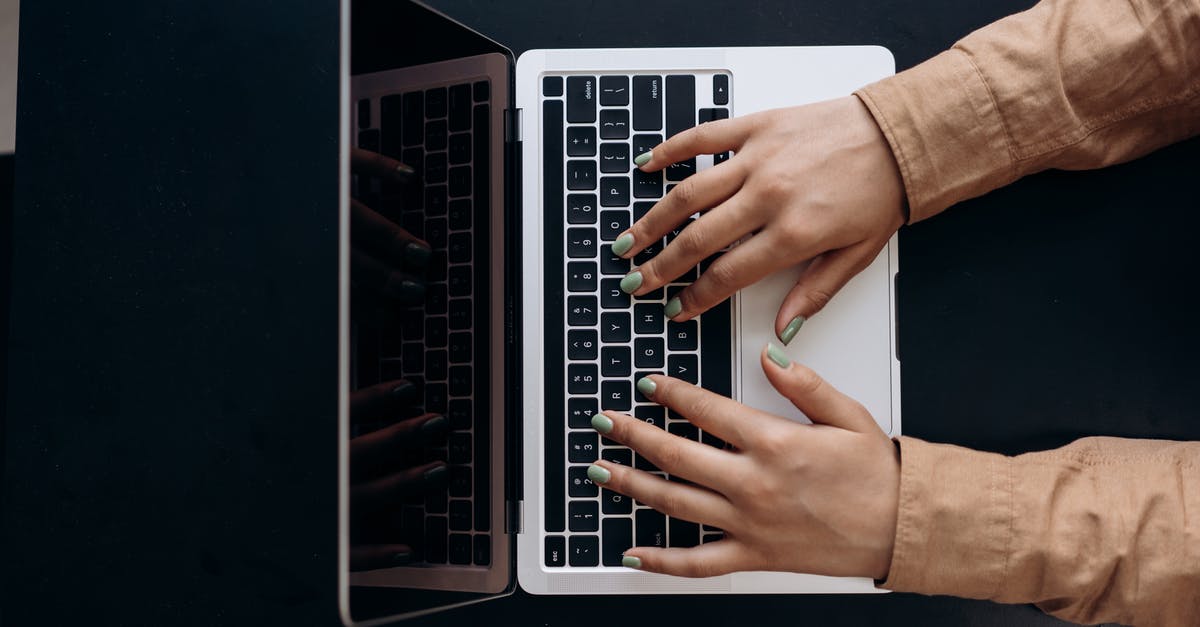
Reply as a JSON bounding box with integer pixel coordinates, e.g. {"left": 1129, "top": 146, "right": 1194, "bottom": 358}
{"left": 350, "top": 379, "right": 419, "bottom": 425}
{"left": 589, "top": 459, "right": 736, "bottom": 530}
{"left": 351, "top": 461, "right": 448, "bottom": 513}
{"left": 349, "top": 544, "right": 416, "bottom": 571}
{"left": 593, "top": 409, "right": 744, "bottom": 493}
{"left": 351, "top": 247, "right": 426, "bottom": 305}
{"left": 350, "top": 413, "right": 448, "bottom": 480}
{"left": 668, "top": 232, "right": 814, "bottom": 322}
{"left": 627, "top": 193, "right": 757, "bottom": 296}
{"left": 352, "top": 198, "right": 432, "bottom": 271}
{"left": 637, "top": 374, "right": 786, "bottom": 450}
{"left": 621, "top": 539, "right": 757, "bottom": 578}
{"left": 635, "top": 116, "right": 751, "bottom": 172}
{"left": 617, "top": 160, "right": 749, "bottom": 260}
{"left": 352, "top": 147, "right": 415, "bottom": 182}
{"left": 760, "top": 345, "right": 879, "bottom": 433}
{"left": 774, "top": 240, "right": 882, "bottom": 345}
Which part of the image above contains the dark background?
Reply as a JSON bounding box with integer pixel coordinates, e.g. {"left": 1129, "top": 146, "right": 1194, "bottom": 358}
{"left": 4, "top": 0, "right": 1197, "bottom": 625}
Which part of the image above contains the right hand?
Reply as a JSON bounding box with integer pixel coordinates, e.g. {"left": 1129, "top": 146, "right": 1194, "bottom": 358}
{"left": 618, "top": 95, "right": 906, "bottom": 344}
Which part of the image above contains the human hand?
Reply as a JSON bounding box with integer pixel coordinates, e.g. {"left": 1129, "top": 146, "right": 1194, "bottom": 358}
{"left": 351, "top": 147, "right": 431, "bottom": 305}
{"left": 617, "top": 96, "right": 905, "bottom": 344}
{"left": 587, "top": 344, "right": 899, "bottom": 579}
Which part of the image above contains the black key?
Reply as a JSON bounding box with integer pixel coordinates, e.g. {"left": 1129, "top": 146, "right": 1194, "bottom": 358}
{"left": 566, "top": 76, "right": 597, "bottom": 123}
{"left": 449, "top": 365, "right": 471, "bottom": 396}
{"left": 401, "top": 147, "right": 425, "bottom": 182}
{"left": 543, "top": 76, "right": 564, "bottom": 97}
{"left": 402, "top": 343, "right": 423, "bottom": 372}
{"left": 473, "top": 80, "right": 489, "bottom": 102}
{"left": 425, "top": 316, "right": 448, "bottom": 347}
{"left": 600, "top": 346, "right": 631, "bottom": 378}
{"left": 430, "top": 250, "right": 448, "bottom": 282}
{"left": 567, "top": 262, "right": 597, "bottom": 292}
{"left": 701, "top": 299, "right": 733, "bottom": 398}
{"left": 569, "top": 500, "right": 600, "bottom": 532}
{"left": 569, "top": 466, "right": 599, "bottom": 497}
{"left": 427, "top": 350, "right": 448, "bottom": 382}
{"left": 567, "top": 295, "right": 598, "bottom": 326}
{"left": 600, "top": 279, "right": 629, "bottom": 309}
{"left": 599, "top": 109, "right": 630, "bottom": 139}
{"left": 357, "top": 98, "right": 371, "bottom": 129}
{"left": 448, "top": 198, "right": 472, "bottom": 229}
{"left": 665, "top": 75, "right": 695, "bottom": 139}
{"left": 448, "top": 266, "right": 471, "bottom": 297}
{"left": 599, "top": 75, "right": 629, "bottom": 106}
{"left": 668, "top": 353, "right": 698, "bottom": 384}
{"left": 669, "top": 517, "right": 700, "bottom": 548}
{"left": 698, "top": 108, "right": 715, "bottom": 125}
{"left": 474, "top": 535, "right": 491, "bottom": 565}
{"left": 600, "top": 177, "right": 629, "bottom": 207}
{"left": 568, "top": 329, "right": 599, "bottom": 360}
{"left": 633, "top": 201, "right": 655, "bottom": 223}
{"left": 667, "top": 319, "right": 698, "bottom": 350}
{"left": 569, "top": 536, "right": 599, "bottom": 567}
{"left": 712, "top": 107, "right": 729, "bottom": 121}
{"left": 425, "top": 516, "right": 448, "bottom": 563}
{"left": 449, "top": 331, "right": 471, "bottom": 363}
{"left": 426, "top": 119, "right": 448, "bottom": 151}
{"left": 602, "top": 517, "right": 633, "bottom": 566}
{"left": 448, "top": 399, "right": 471, "bottom": 430}
{"left": 634, "top": 452, "right": 660, "bottom": 472}
{"left": 472, "top": 103, "right": 490, "bottom": 225}
{"left": 668, "top": 421, "right": 699, "bottom": 442}
{"left": 448, "top": 232, "right": 471, "bottom": 263}
{"left": 567, "top": 193, "right": 598, "bottom": 224}
{"left": 357, "top": 129, "right": 380, "bottom": 152}
{"left": 426, "top": 282, "right": 448, "bottom": 315}
{"left": 449, "top": 499, "right": 472, "bottom": 530}
{"left": 449, "top": 299, "right": 472, "bottom": 330}
{"left": 567, "top": 161, "right": 597, "bottom": 190}
{"left": 567, "top": 227, "right": 598, "bottom": 259}
{"left": 600, "top": 312, "right": 631, "bottom": 342}
{"left": 602, "top": 488, "right": 632, "bottom": 515}
{"left": 636, "top": 509, "right": 667, "bottom": 548}
{"left": 545, "top": 536, "right": 567, "bottom": 567}
{"left": 634, "top": 303, "right": 664, "bottom": 334}
{"left": 449, "top": 534, "right": 472, "bottom": 565}
{"left": 544, "top": 98, "right": 566, "bottom": 534}
{"left": 600, "top": 143, "right": 630, "bottom": 173}
{"left": 448, "top": 83, "right": 472, "bottom": 132}
{"left": 714, "top": 151, "right": 730, "bottom": 164}
{"left": 665, "top": 158, "right": 696, "bottom": 182}
{"left": 632, "top": 75, "right": 663, "bottom": 131}
{"left": 601, "top": 447, "right": 632, "bottom": 466}
{"left": 634, "top": 239, "right": 661, "bottom": 266}
{"left": 426, "top": 217, "right": 449, "bottom": 249}
{"left": 449, "top": 465, "right": 471, "bottom": 497}
{"left": 600, "top": 210, "right": 629, "bottom": 241}
{"left": 702, "top": 431, "right": 726, "bottom": 449}
{"left": 380, "top": 95, "right": 403, "bottom": 157}
{"left": 712, "top": 74, "right": 729, "bottom": 105}
{"left": 425, "top": 185, "right": 448, "bottom": 216}
{"left": 635, "top": 337, "right": 664, "bottom": 369}
{"left": 448, "top": 165, "right": 470, "bottom": 197}
{"left": 600, "top": 245, "right": 630, "bottom": 276}
{"left": 448, "top": 433, "right": 471, "bottom": 465}
{"left": 568, "top": 431, "right": 599, "bottom": 463}
{"left": 425, "top": 86, "right": 447, "bottom": 118}
{"left": 403, "top": 91, "right": 424, "bottom": 146}
{"left": 568, "top": 397, "right": 598, "bottom": 428}
{"left": 601, "top": 380, "right": 632, "bottom": 411}
{"left": 634, "top": 405, "right": 665, "bottom": 427}
{"left": 567, "top": 364, "right": 598, "bottom": 394}
{"left": 426, "top": 152, "right": 448, "bottom": 184}
{"left": 632, "top": 134, "right": 661, "bottom": 160}
{"left": 425, "top": 486, "right": 447, "bottom": 513}
{"left": 632, "top": 168, "right": 663, "bottom": 199}
{"left": 448, "top": 133, "right": 471, "bottom": 164}
{"left": 566, "top": 126, "right": 597, "bottom": 157}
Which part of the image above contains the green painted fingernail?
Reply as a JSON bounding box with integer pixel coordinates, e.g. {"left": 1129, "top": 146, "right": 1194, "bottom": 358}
{"left": 622, "top": 555, "right": 642, "bottom": 569}
{"left": 420, "top": 414, "right": 447, "bottom": 437}
{"left": 636, "top": 377, "right": 657, "bottom": 398}
{"left": 404, "top": 241, "right": 431, "bottom": 268}
{"left": 620, "top": 271, "right": 643, "bottom": 294}
{"left": 766, "top": 342, "right": 791, "bottom": 369}
{"left": 591, "top": 413, "right": 613, "bottom": 434}
{"left": 612, "top": 233, "right": 635, "bottom": 256}
{"left": 634, "top": 151, "right": 653, "bottom": 167}
{"left": 664, "top": 297, "right": 682, "bottom": 319}
{"left": 779, "top": 315, "right": 806, "bottom": 345}
{"left": 587, "top": 464, "right": 611, "bottom": 484}
{"left": 423, "top": 464, "right": 448, "bottom": 484}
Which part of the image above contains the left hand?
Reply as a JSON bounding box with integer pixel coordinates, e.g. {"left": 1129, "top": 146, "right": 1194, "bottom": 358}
{"left": 588, "top": 344, "right": 900, "bottom": 579}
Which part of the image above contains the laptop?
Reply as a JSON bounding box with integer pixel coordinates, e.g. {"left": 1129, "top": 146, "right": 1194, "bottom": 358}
{"left": 340, "top": 1, "right": 900, "bottom": 623}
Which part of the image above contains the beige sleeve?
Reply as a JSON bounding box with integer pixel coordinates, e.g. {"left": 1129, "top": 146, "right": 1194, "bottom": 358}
{"left": 879, "top": 436, "right": 1200, "bottom": 625}
{"left": 854, "top": 0, "right": 1200, "bottom": 222}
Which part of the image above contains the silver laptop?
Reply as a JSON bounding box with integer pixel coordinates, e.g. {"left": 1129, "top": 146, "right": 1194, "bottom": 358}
{"left": 339, "top": 1, "right": 900, "bottom": 624}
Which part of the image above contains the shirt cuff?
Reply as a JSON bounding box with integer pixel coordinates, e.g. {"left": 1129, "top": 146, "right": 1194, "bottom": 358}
{"left": 877, "top": 436, "right": 1012, "bottom": 599}
{"left": 854, "top": 49, "right": 1015, "bottom": 223}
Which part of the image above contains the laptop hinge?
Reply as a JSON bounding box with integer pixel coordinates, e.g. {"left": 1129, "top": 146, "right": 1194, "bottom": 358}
{"left": 506, "top": 500, "right": 523, "bottom": 534}
{"left": 505, "top": 107, "right": 523, "bottom": 144}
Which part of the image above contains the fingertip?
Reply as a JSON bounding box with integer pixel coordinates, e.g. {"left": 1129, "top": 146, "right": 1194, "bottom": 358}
{"left": 621, "top": 554, "right": 643, "bottom": 569}
{"left": 633, "top": 150, "right": 654, "bottom": 170}
{"left": 764, "top": 342, "right": 791, "bottom": 370}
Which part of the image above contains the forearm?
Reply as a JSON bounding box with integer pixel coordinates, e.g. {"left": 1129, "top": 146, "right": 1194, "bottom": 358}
{"left": 857, "top": 0, "right": 1200, "bottom": 222}
{"left": 881, "top": 435, "right": 1200, "bottom": 625}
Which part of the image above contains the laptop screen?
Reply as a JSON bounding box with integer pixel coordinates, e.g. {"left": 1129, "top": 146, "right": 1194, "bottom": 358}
{"left": 344, "top": 1, "right": 512, "bottom": 623}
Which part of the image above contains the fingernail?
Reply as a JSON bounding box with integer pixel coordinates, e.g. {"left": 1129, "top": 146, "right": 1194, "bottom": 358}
{"left": 390, "top": 381, "right": 415, "bottom": 400}
{"left": 423, "top": 465, "right": 448, "bottom": 484}
{"left": 636, "top": 377, "right": 657, "bottom": 398}
{"left": 420, "top": 414, "right": 447, "bottom": 437}
{"left": 620, "top": 271, "right": 643, "bottom": 294}
{"left": 664, "top": 297, "right": 682, "bottom": 319}
{"left": 766, "top": 342, "right": 791, "bottom": 369}
{"left": 622, "top": 554, "right": 642, "bottom": 569}
{"left": 393, "top": 549, "right": 414, "bottom": 565}
{"left": 396, "top": 279, "right": 426, "bottom": 304}
{"left": 591, "top": 413, "right": 614, "bottom": 434}
{"left": 634, "top": 151, "right": 653, "bottom": 167}
{"left": 612, "top": 233, "right": 635, "bottom": 256}
{"left": 395, "top": 163, "right": 416, "bottom": 178}
{"left": 779, "top": 315, "right": 806, "bottom": 345}
{"left": 404, "top": 242, "right": 431, "bottom": 268}
{"left": 587, "top": 464, "right": 611, "bottom": 484}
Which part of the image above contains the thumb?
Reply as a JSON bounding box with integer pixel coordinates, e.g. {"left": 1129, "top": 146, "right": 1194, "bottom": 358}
{"left": 760, "top": 343, "right": 879, "bottom": 433}
{"left": 774, "top": 240, "right": 881, "bottom": 345}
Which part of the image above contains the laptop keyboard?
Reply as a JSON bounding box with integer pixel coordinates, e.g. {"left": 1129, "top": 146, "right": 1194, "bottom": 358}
{"left": 541, "top": 73, "right": 734, "bottom": 567}
{"left": 353, "top": 78, "right": 492, "bottom": 567}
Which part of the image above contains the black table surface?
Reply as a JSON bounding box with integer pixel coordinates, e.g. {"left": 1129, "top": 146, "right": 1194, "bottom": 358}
{"left": 5, "top": 1, "right": 1198, "bottom": 625}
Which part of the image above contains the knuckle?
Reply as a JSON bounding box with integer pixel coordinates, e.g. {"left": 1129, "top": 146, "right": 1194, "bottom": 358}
{"left": 792, "top": 364, "right": 825, "bottom": 396}
{"left": 704, "top": 259, "right": 740, "bottom": 289}
{"left": 671, "top": 179, "right": 699, "bottom": 210}
{"left": 655, "top": 440, "right": 685, "bottom": 470}
{"left": 674, "top": 224, "right": 709, "bottom": 257}
{"left": 803, "top": 288, "right": 833, "bottom": 314}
